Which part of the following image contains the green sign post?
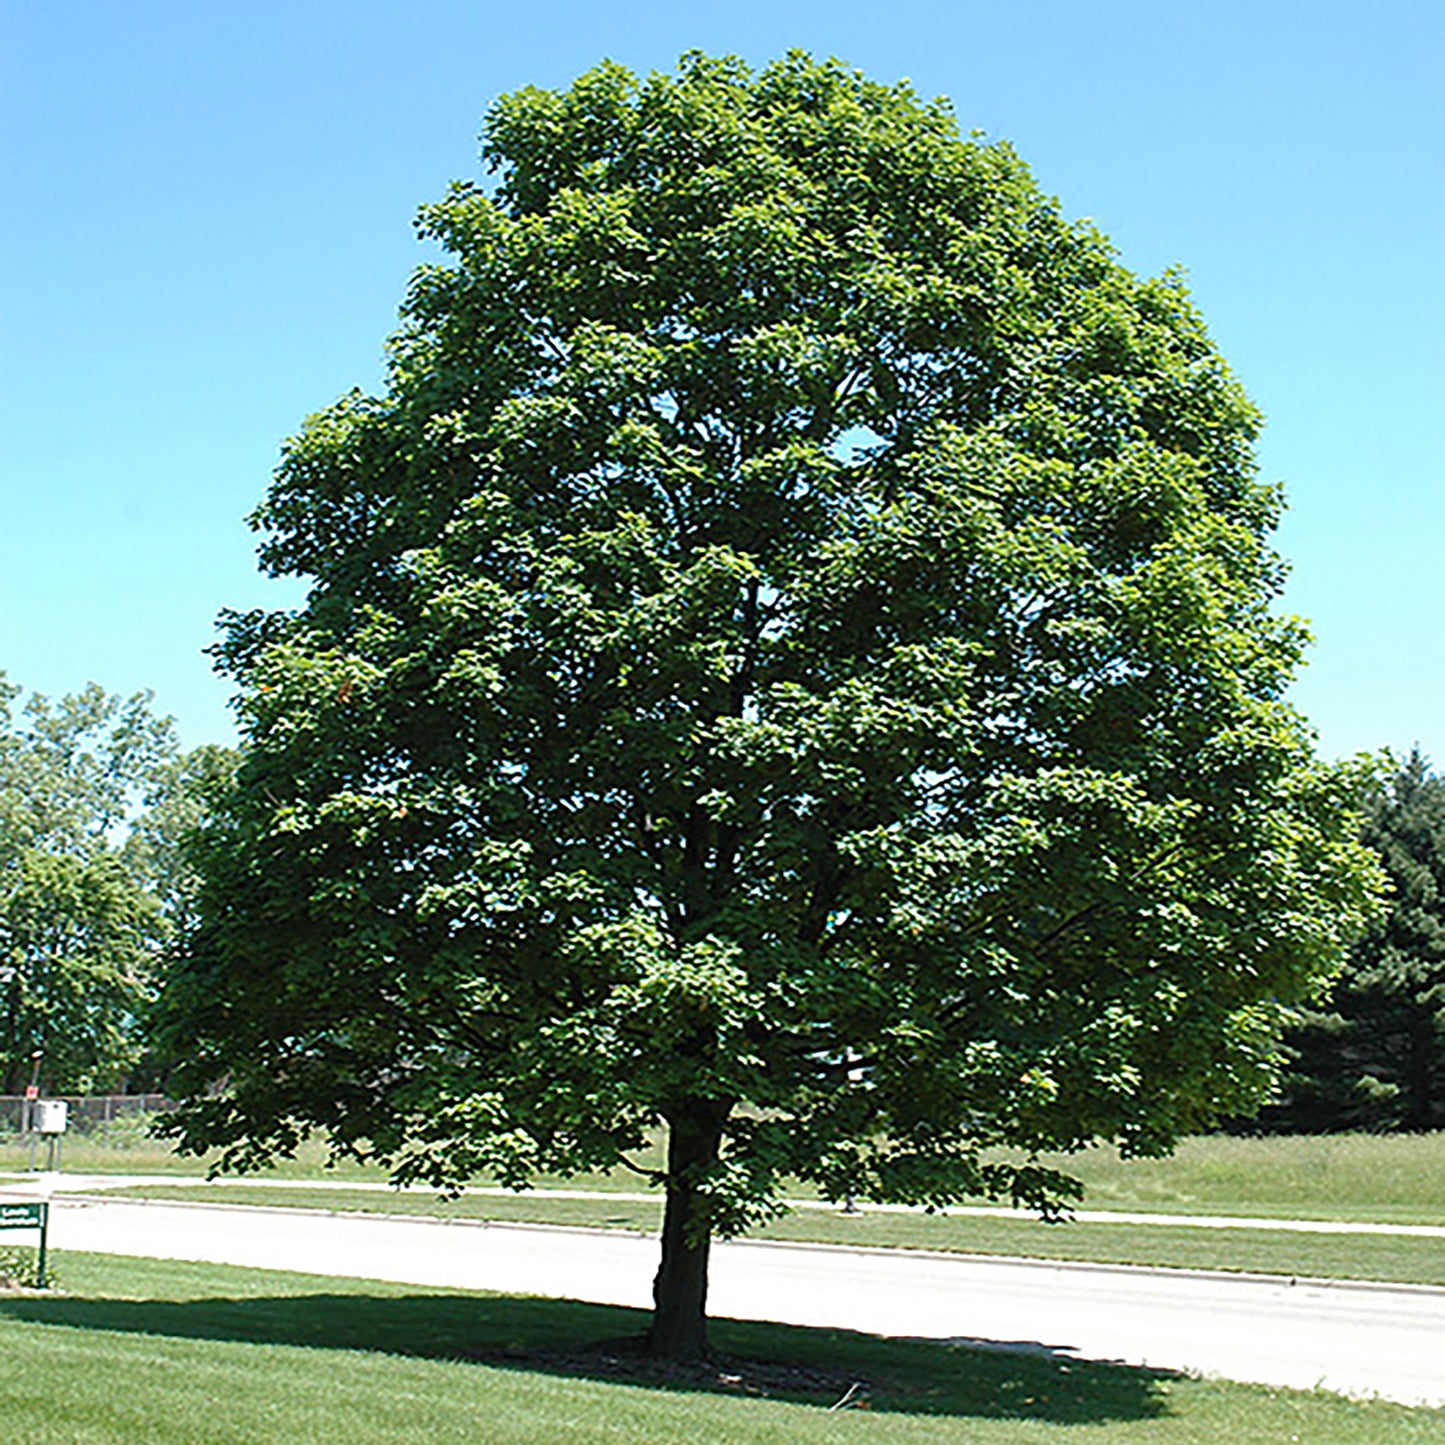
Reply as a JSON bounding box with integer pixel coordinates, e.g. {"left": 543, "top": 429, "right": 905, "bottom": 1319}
{"left": 0, "top": 1201, "right": 50, "bottom": 1287}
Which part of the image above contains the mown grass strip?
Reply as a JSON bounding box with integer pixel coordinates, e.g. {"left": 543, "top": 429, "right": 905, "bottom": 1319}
{"left": 0, "top": 1253, "right": 1438, "bottom": 1445}
{"left": 104, "top": 1183, "right": 1445, "bottom": 1287}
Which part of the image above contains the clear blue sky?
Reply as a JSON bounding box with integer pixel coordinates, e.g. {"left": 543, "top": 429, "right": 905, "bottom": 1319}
{"left": 3, "top": 1, "right": 1441, "bottom": 758}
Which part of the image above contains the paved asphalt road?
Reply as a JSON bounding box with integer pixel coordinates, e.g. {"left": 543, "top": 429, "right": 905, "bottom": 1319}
{"left": 31, "top": 1194, "right": 1445, "bottom": 1407}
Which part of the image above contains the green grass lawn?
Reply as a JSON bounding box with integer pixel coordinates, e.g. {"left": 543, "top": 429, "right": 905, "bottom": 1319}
{"left": 0, "top": 1253, "right": 1437, "bottom": 1444}
{"left": 103, "top": 1180, "right": 1445, "bottom": 1286}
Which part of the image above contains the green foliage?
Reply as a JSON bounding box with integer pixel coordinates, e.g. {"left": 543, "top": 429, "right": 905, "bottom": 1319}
{"left": 0, "top": 676, "right": 172, "bottom": 1092}
{"left": 0, "top": 1245, "right": 53, "bottom": 1290}
{"left": 0, "top": 675, "right": 231, "bottom": 1093}
{"left": 157, "top": 51, "right": 1381, "bottom": 1341}
{"left": 124, "top": 743, "right": 241, "bottom": 936}
{"left": 1264, "top": 750, "right": 1445, "bottom": 1131}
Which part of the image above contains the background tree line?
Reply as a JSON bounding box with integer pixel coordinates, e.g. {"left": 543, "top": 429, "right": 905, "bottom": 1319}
{"left": 0, "top": 672, "right": 234, "bottom": 1095}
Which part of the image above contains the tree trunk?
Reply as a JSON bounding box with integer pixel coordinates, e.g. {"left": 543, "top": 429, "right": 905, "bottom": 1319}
{"left": 647, "top": 1106, "right": 724, "bottom": 1359}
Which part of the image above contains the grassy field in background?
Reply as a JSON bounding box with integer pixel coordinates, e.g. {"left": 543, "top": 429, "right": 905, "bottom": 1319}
{"left": 104, "top": 1181, "right": 1445, "bottom": 1287}
{"left": 0, "top": 1253, "right": 1438, "bottom": 1444}
{"left": 1039, "top": 1132, "right": 1445, "bottom": 1224}
{"left": 9, "top": 1128, "right": 1443, "bottom": 1223}
{"left": 0, "top": 1131, "right": 388, "bottom": 1182}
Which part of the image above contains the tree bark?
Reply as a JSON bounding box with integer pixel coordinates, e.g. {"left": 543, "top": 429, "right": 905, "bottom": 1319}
{"left": 647, "top": 1106, "right": 725, "bottom": 1359}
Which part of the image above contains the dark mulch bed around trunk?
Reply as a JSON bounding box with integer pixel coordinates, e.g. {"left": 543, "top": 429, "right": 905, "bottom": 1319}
{"left": 470, "top": 1335, "right": 874, "bottom": 1409}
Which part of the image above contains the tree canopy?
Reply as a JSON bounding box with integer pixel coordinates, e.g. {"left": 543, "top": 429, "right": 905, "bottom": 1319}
{"left": 0, "top": 676, "right": 172, "bottom": 1093}
{"left": 156, "top": 52, "right": 1382, "bottom": 1358}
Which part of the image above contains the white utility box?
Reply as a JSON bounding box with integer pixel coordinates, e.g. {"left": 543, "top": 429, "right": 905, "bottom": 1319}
{"left": 34, "top": 1100, "right": 68, "bottom": 1135}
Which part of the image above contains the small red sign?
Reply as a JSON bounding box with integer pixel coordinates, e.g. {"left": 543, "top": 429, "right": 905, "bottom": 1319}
{"left": 24, "top": 1086, "right": 38, "bottom": 1101}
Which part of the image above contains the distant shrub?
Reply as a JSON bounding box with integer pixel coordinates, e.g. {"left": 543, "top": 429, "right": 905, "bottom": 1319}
{"left": 0, "top": 1245, "right": 55, "bottom": 1290}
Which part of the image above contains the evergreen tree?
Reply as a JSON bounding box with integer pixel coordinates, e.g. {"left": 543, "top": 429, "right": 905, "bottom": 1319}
{"left": 1268, "top": 750, "right": 1445, "bottom": 1131}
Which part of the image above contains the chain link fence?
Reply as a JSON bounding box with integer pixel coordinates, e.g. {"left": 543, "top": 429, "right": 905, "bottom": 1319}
{"left": 0, "top": 1094, "right": 174, "bottom": 1146}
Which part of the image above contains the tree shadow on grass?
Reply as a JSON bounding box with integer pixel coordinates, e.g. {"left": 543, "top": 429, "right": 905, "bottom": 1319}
{"left": 0, "top": 1287, "right": 1173, "bottom": 1425}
